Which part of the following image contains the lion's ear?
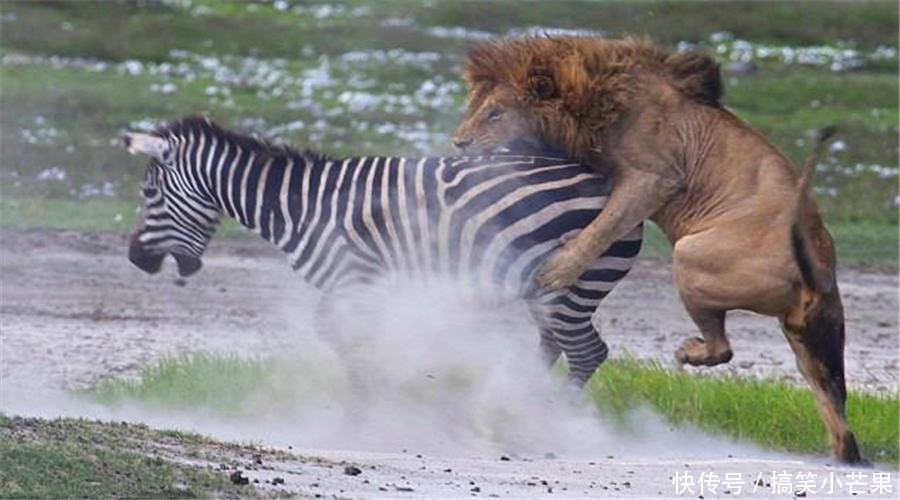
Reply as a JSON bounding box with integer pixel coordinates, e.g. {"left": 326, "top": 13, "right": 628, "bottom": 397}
{"left": 527, "top": 72, "right": 557, "bottom": 100}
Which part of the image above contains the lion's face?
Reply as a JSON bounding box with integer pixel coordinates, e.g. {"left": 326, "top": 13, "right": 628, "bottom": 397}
{"left": 452, "top": 82, "right": 553, "bottom": 155}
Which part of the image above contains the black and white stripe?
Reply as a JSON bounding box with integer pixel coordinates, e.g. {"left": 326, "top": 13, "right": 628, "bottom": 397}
{"left": 130, "top": 117, "right": 642, "bottom": 386}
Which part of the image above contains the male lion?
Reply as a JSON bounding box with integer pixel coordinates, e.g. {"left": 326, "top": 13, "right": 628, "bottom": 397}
{"left": 452, "top": 37, "right": 862, "bottom": 463}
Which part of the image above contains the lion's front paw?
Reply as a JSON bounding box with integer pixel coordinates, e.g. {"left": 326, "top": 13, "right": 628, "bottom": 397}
{"left": 538, "top": 247, "right": 590, "bottom": 290}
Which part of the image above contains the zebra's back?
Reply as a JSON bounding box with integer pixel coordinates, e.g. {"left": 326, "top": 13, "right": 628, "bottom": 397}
{"left": 326, "top": 154, "right": 631, "bottom": 294}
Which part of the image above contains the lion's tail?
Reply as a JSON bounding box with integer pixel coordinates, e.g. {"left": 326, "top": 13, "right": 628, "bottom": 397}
{"left": 791, "top": 126, "right": 838, "bottom": 294}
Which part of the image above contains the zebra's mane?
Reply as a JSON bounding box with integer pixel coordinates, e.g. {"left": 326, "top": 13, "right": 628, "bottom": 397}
{"left": 155, "top": 116, "right": 333, "bottom": 164}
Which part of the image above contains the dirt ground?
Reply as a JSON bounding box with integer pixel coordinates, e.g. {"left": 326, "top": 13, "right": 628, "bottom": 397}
{"left": 1, "top": 228, "right": 896, "bottom": 393}
{"left": 1, "top": 228, "right": 897, "bottom": 498}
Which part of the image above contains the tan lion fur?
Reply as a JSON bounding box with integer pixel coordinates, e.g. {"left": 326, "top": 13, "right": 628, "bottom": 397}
{"left": 453, "top": 36, "right": 862, "bottom": 464}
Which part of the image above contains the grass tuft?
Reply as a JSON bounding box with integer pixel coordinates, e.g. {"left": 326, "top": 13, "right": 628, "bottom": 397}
{"left": 588, "top": 358, "right": 899, "bottom": 464}
{"left": 0, "top": 415, "right": 249, "bottom": 499}
{"left": 82, "top": 352, "right": 341, "bottom": 417}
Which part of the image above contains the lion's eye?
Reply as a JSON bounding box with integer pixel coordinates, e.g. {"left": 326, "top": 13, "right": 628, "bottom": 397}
{"left": 487, "top": 107, "right": 504, "bottom": 121}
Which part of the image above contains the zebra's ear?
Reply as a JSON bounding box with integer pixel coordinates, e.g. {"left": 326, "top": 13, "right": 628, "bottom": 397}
{"left": 123, "top": 133, "right": 171, "bottom": 163}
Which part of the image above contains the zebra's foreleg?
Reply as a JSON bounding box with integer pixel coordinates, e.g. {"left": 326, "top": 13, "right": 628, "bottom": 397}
{"left": 313, "top": 288, "right": 376, "bottom": 404}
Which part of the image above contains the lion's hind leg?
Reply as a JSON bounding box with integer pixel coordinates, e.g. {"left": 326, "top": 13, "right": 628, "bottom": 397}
{"left": 674, "top": 306, "right": 733, "bottom": 367}
{"left": 781, "top": 292, "right": 863, "bottom": 464}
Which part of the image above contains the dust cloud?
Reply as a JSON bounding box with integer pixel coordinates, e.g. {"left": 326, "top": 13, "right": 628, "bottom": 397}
{"left": 1, "top": 274, "right": 790, "bottom": 463}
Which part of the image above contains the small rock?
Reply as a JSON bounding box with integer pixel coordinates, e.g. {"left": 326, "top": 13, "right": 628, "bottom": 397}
{"left": 173, "top": 278, "right": 187, "bottom": 287}
{"left": 229, "top": 471, "right": 249, "bottom": 485}
{"left": 499, "top": 455, "right": 511, "bottom": 461}
{"left": 738, "top": 361, "right": 754, "bottom": 369}
{"left": 344, "top": 465, "right": 363, "bottom": 476}
{"left": 796, "top": 491, "right": 807, "bottom": 498}
{"left": 471, "top": 486, "right": 481, "bottom": 492}
{"left": 544, "top": 452, "right": 557, "bottom": 459}
{"left": 395, "top": 486, "right": 415, "bottom": 492}
{"left": 272, "top": 477, "right": 285, "bottom": 485}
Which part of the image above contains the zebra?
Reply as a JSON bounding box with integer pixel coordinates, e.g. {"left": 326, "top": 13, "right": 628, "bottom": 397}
{"left": 124, "top": 116, "right": 642, "bottom": 386}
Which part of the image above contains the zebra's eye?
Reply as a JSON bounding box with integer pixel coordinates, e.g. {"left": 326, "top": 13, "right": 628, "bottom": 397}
{"left": 487, "top": 107, "right": 504, "bottom": 121}
{"left": 142, "top": 186, "right": 159, "bottom": 197}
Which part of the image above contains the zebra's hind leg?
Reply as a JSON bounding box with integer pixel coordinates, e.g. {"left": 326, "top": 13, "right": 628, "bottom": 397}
{"left": 554, "top": 323, "right": 609, "bottom": 388}
{"left": 538, "top": 327, "right": 562, "bottom": 370}
{"left": 528, "top": 294, "right": 609, "bottom": 388}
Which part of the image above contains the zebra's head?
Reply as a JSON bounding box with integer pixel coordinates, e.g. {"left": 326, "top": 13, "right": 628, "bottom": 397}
{"left": 123, "top": 120, "right": 221, "bottom": 277}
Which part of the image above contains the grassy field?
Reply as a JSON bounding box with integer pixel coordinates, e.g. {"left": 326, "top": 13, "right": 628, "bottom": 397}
{"left": 0, "top": 415, "right": 257, "bottom": 499}
{"left": 0, "top": 0, "right": 897, "bottom": 266}
{"left": 80, "top": 353, "right": 899, "bottom": 465}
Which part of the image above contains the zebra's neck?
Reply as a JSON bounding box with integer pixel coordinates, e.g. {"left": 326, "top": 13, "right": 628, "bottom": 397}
{"left": 198, "top": 135, "right": 335, "bottom": 268}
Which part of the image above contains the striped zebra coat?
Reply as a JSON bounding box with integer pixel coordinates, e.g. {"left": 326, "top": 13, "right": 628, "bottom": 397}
{"left": 124, "top": 117, "right": 642, "bottom": 386}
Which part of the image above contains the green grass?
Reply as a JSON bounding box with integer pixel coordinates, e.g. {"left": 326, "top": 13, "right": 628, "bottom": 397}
{"left": 589, "top": 359, "right": 900, "bottom": 465}
{"left": 80, "top": 353, "right": 900, "bottom": 465}
{"left": 82, "top": 353, "right": 335, "bottom": 417}
{"left": 0, "top": 415, "right": 252, "bottom": 499}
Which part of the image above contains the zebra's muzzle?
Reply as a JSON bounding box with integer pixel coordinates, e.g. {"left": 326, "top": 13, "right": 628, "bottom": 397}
{"left": 129, "top": 244, "right": 203, "bottom": 277}
{"left": 129, "top": 240, "right": 165, "bottom": 275}
{"left": 172, "top": 252, "right": 202, "bottom": 277}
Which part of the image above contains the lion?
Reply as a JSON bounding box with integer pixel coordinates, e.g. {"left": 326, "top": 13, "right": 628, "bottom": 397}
{"left": 452, "top": 37, "right": 862, "bottom": 463}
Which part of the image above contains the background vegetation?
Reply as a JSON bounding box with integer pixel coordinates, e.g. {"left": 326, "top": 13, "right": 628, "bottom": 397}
{"left": 1, "top": 0, "right": 897, "bottom": 265}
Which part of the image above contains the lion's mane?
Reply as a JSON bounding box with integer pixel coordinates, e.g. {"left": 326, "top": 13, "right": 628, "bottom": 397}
{"left": 462, "top": 37, "right": 723, "bottom": 162}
